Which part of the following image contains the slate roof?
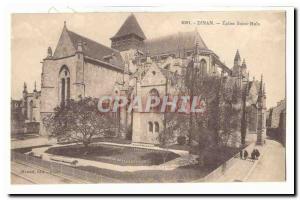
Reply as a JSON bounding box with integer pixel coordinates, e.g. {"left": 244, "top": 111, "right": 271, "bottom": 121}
{"left": 142, "top": 31, "right": 209, "bottom": 57}
{"left": 111, "top": 14, "right": 146, "bottom": 40}
{"left": 67, "top": 30, "right": 124, "bottom": 69}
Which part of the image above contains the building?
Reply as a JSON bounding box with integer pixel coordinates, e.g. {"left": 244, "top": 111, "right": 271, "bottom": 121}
{"left": 267, "top": 99, "right": 286, "bottom": 129}
{"left": 17, "top": 14, "right": 266, "bottom": 146}
{"left": 11, "top": 82, "right": 41, "bottom": 135}
{"left": 11, "top": 99, "right": 24, "bottom": 135}
{"left": 266, "top": 99, "right": 286, "bottom": 145}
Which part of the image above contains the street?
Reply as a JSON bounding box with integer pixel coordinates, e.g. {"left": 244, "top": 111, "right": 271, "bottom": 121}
{"left": 211, "top": 138, "right": 285, "bottom": 182}
{"left": 246, "top": 139, "right": 285, "bottom": 181}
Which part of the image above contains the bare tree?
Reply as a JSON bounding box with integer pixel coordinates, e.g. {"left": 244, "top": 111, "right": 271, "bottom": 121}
{"left": 43, "top": 97, "right": 115, "bottom": 152}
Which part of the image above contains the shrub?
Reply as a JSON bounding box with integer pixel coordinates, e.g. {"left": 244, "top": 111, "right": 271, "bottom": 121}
{"left": 71, "top": 160, "right": 78, "bottom": 166}
{"left": 104, "top": 130, "right": 116, "bottom": 138}
{"left": 177, "top": 136, "right": 186, "bottom": 145}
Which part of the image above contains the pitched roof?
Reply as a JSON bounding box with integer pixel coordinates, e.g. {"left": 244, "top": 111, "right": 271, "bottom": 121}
{"left": 142, "top": 31, "right": 209, "bottom": 57}
{"left": 67, "top": 30, "right": 124, "bottom": 68}
{"left": 111, "top": 14, "right": 146, "bottom": 40}
{"left": 53, "top": 24, "right": 124, "bottom": 69}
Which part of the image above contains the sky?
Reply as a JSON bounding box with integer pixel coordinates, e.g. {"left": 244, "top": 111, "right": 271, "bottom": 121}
{"left": 11, "top": 11, "right": 286, "bottom": 108}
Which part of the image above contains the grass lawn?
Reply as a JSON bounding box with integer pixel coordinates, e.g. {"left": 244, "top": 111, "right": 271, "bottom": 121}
{"left": 46, "top": 143, "right": 180, "bottom": 166}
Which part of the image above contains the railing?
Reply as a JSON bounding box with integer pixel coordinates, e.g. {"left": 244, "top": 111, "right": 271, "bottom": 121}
{"left": 11, "top": 151, "right": 106, "bottom": 183}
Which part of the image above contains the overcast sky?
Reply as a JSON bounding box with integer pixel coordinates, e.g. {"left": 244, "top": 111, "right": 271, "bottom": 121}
{"left": 11, "top": 11, "right": 285, "bottom": 108}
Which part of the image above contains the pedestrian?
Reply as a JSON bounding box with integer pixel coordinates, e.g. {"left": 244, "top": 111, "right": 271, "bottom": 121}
{"left": 251, "top": 149, "right": 256, "bottom": 160}
{"left": 255, "top": 149, "right": 260, "bottom": 159}
{"left": 240, "top": 150, "right": 243, "bottom": 159}
{"left": 243, "top": 150, "right": 248, "bottom": 160}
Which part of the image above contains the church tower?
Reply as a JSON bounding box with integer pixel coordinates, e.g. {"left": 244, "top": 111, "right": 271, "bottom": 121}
{"left": 234, "top": 49, "right": 241, "bottom": 66}
{"left": 232, "top": 49, "right": 241, "bottom": 77}
{"left": 232, "top": 49, "right": 248, "bottom": 81}
{"left": 241, "top": 58, "right": 247, "bottom": 78}
{"left": 110, "top": 14, "right": 146, "bottom": 51}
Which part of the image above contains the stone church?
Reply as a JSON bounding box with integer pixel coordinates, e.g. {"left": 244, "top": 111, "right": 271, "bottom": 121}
{"left": 13, "top": 14, "right": 266, "bottom": 146}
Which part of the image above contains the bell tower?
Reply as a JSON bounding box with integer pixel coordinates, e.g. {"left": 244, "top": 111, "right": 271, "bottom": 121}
{"left": 110, "top": 14, "right": 146, "bottom": 51}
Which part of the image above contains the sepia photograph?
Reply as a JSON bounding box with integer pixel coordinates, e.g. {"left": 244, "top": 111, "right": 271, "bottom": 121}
{"left": 10, "top": 11, "right": 288, "bottom": 186}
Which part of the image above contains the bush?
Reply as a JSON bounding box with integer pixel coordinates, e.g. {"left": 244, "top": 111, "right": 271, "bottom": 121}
{"left": 177, "top": 136, "right": 186, "bottom": 145}
{"left": 104, "top": 130, "right": 116, "bottom": 138}
{"left": 71, "top": 160, "right": 78, "bottom": 166}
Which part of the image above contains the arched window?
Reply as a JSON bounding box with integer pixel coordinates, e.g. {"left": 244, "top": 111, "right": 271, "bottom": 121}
{"left": 200, "top": 59, "right": 207, "bottom": 76}
{"left": 149, "top": 88, "right": 160, "bottom": 111}
{"left": 29, "top": 100, "right": 33, "bottom": 121}
{"left": 59, "top": 65, "right": 70, "bottom": 106}
{"left": 148, "top": 122, "right": 153, "bottom": 133}
{"left": 154, "top": 122, "right": 159, "bottom": 133}
{"left": 149, "top": 88, "right": 159, "bottom": 97}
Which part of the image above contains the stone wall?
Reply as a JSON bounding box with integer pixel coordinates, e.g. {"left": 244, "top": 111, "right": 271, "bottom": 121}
{"left": 40, "top": 56, "right": 78, "bottom": 113}
{"left": 270, "top": 100, "right": 286, "bottom": 128}
{"left": 132, "top": 112, "right": 164, "bottom": 144}
{"left": 84, "top": 62, "right": 122, "bottom": 98}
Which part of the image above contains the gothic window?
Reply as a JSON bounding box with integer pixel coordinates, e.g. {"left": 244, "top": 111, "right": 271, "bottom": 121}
{"left": 148, "top": 122, "right": 153, "bottom": 132}
{"left": 200, "top": 59, "right": 207, "bottom": 76}
{"left": 59, "top": 65, "right": 70, "bottom": 106}
{"left": 61, "top": 78, "right": 65, "bottom": 106}
{"left": 67, "top": 77, "right": 70, "bottom": 101}
{"left": 154, "top": 122, "right": 159, "bottom": 133}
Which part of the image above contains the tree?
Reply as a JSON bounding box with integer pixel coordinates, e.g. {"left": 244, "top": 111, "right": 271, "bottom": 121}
{"left": 43, "top": 97, "right": 115, "bottom": 152}
{"left": 157, "top": 113, "right": 188, "bottom": 163}
{"left": 184, "top": 60, "right": 222, "bottom": 146}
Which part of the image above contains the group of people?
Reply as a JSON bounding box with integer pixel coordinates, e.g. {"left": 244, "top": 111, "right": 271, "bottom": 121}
{"left": 240, "top": 148, "right": 260, "bottom": 160}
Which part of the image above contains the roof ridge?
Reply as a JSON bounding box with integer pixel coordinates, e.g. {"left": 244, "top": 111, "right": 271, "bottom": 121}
{"left": 145, "top": 30, "right": 195, "bottom": 42}
{"left": 67, "top": 29, "right": 119, "bottom": 53}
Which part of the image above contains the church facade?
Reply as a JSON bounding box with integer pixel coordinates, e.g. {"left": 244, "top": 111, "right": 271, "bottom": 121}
{"left": 13, "top": 14, "right": 267, "bottom": 146}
